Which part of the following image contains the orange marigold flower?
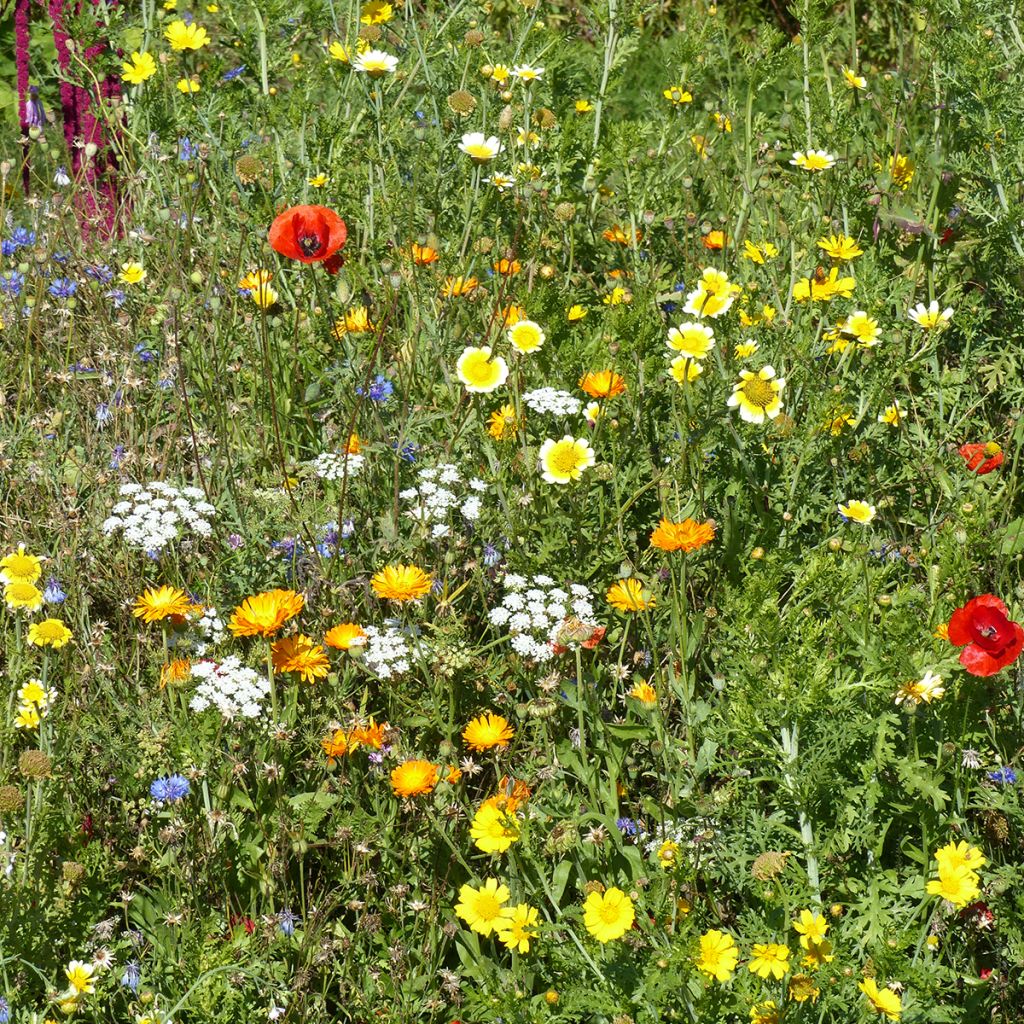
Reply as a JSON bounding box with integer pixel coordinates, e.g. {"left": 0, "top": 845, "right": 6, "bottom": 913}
{"left": 579, "top": 370, "right": 626, "bottom": 398}
{"left": 602, "top": 224, "right": 641, "bottom": 246}
{"left": 492, "top": 258, "right": 521, "bottom": 276}
{"left": 462, "top": 712, "right": 514, "bottom": 752}
{"left": 934, "top": 622, "right": 950, "bottom": 641}
{"left": 446, "top": 765, "right": 463, "bottom": 784}
{"left": 345, "top": 432, "right": 362, "bottom": 455}
{"left": 229, "top": 589, "right": 305, "bottom": 637}
{"left": 482, "top": 776, "right": 531, "bottom": 812}
{"left": 351, "top": 717, "right": 388, "bottom": 749}
{"left": 410, "top": 242, "right": 439, "bottom": 265}
{"left": 133, "top": 585, "right": 193, "bottom": 624}
{"left": 702, "top": 230, "right": 727, "bottom": 250}
{"left": 499, "top": 303, "right": 526, "bottom": 326}
{"left": 391, "top": 759, "right": 440, "bottom": 797}
{"left": 371, "top": 564, "right": 433, "bottom": 602}
{"left": 271, "top": 634, "right": 330, "bottom": 683}
{"left": 628, "top": 681, "right": 658, "bottom": 705}
{"left": 324, "top": 622, "right": 368, "bottom": 650}
{"left": 441, "top": 275, "right": 478, "bottom": 297}
{"left": 322, "top": 729, "right": 350, "bottom": 765}
{"left": 160, "top": 657, "right": 193, "bottom": 689}
{"left": 650, "top": 517, "right": 715, "bottom": 553}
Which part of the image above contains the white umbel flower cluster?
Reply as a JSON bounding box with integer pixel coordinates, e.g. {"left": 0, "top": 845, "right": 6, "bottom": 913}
{"left": 399, "top": 463, "right": 487, "bottom": 539}
{"left": 189, "top": 657, "right": 269, "bottom": 719}
{"left": 522, "top": 388, "right": 582, "bottom": 416}
{"left": 487, "top": 573, "right": 599, "bottom": 661}
{"left": 309, "top": 451, "right": 365, "bottom": 481}
{"left": 361, "top": 625, "right": 413, "bottom": 679}
{"left": 101, "top": 482, "right": 215, "bottom": 555}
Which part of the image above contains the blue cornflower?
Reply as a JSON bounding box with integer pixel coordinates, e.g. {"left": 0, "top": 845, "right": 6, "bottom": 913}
{"left": 120, "top": 962, "right": 140, "bottom": 991}
{"left": 179, "top": 137, "right": 197, "bottom": 162}
{"left": 223, "top": 65, "right": 247, "bottom": 81}
{"left": 278, "top": 908, "right": 297, "bottom": 936}
{"left": 0, "top": 996, "right": 9, "bottom": 1023}
{"left": 1, "top": 241, "right": 17, "bottom": 257}
{"left": 11, "top": 227, "right": 35, "bottom": 247}
{"left": 483, "top": 543, "right": 501, "bottom": 567}
{"left": 150, "top": 774, "right": 191, "bottom": 802}
{"left": 96, "top": 403, "right": 113, "bottom": 427}
{"left": 659, "top": 301, "right": 678, "bottom": 314}
{"left": 134, "top": 343, "right": 157, "bottom": 363}
{"left": 105, "top": 288, "right": 126, "bottom": 308}
{"left": 43, "top": 576, "right": 67, "bottom": 604}
{"left": 110, "top": 445, "right": 126, "bottom": 469}
{"left": 48, "top": 277, "right": 78, "bottom": 299}
{"left": 356, "top": 374, "right": 394, "bottom": 403}
{"left": 52, "top": 251, "right": 71, "bottom": 265}
{"left": 392, "top": 440, "right": 418, "bottom": 462}
{"left": 616, "top": 817, "right": 639, "bottom": 837}
{"left": 85, "top": 263, "right": 114, "bottom": 283}
{"left": 0, "top": 271, "right": 25, "bottom": 298}
{"left": 988, "top": 767, "right": 1017, "bottom": 785}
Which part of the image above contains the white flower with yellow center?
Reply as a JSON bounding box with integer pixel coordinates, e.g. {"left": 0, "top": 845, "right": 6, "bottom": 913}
{"left": 878, "top": 401, "right": 903, "bottom": 426}
{"left": 683, "top": 268, "right": 740, "bottom": 319}
{"left": 837, "top": 499, "right": 876, "bottom": 524}
{"left": 512, "top": 64, "right": 544, "bottom": 82}
{"left": 538, "top": 435, "right": 595, "bottom": 485}
{"left": 840, "top": 310, "right": 882, "bottom": 347}
{"left": 508, "top": 320, "right": 545, "bottom": 354}
{"left": 459, "top": 132, "right": 503, "bottom": 162}
{"left": 908, "top": 300, "right": 953, "bottom": 330}
{"left": 666, "top": 322, "right": 715, "bottom": 359}
{"left": 352, "top": 49, "right": 398, "bottom": 76}
{"left": 895, "top": 671, "right": 945, "bottom": 707}
{"left": 485, "top": 171, "right": 516, "bottom": 192}
{"left": 456, "top": 346, "right": 508, "bottom": 394}
{"left": 669, "top": 356, "right": 704, "bottom": 385}
{"left": 727, "top": 365, "right": 785, "bottom": 423}
{"left": 790, "top": 149, "right": 836, "bottom": 171}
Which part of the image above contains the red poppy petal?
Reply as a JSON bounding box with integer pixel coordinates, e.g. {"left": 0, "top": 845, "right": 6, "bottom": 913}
{"left": 947, "top": 606, "right": 975, "bottom": 646}
{"left": 959, "top": 644, "right": 1005, "bottom": 676}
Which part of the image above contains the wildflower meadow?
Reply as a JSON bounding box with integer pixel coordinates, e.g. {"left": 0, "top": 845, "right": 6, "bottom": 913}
{"left": 2, "top": 0, "right": 1024, "bottom": 1020}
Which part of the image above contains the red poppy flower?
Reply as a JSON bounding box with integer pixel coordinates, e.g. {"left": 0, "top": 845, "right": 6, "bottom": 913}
{"left": 947, "top": 594, "right": 1024, "bottom": 676}
{"left": 958, "top": 442, "right": 1004, "bottom": 475}
{"left": 269, "top": 204, "right": 347, "bottom": 263}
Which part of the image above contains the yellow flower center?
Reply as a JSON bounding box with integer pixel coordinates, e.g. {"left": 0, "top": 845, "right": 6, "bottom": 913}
{"left": 550, "top": 444, "right": 582, "bottom": 475}
{"left": 740, "top": 377, "right": 775, "bottom": 409}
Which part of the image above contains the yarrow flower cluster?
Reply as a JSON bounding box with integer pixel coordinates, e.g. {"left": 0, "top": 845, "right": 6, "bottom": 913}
{"left": 400, "top": 464, "right": 487, "bottom": 538}
{"left": 189, "top": 657, "right": 270, "bottom": 719}
{"left": 522, "top": 388, "right": 582, "bottom": 416}
{"left": 487, "top": 573, "right": 601, "bottom": 661}
{"left": 102, "top": 482, "right": 216, "bottom": 555}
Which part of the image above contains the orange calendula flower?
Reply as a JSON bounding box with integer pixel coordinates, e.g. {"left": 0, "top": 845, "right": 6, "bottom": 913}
{"left": 133, "top": 585, "right": 193, "bottom": 624}
{"left": 462, "top": 712, "right": 514, "bottom": 752}
{"left": 934, "top": 622, "right": 950, "bottom": 640}
{"left": 441, "top": 275, "right": 479, "bottom": 297}
{"left": 324, "top": 622, "right": 368, "bottom": 650}
{"left": 271, "top": 634, "right": 330, "bottom": 683}
{"left": 628, "top": 681, "right": 658, "bottom": 705}
{"left": 499, "top": 303, "right": 527, "bottom": 326}
{"left": 160, "top": 657, "right": 193, "bottom": 689}
{"left": 602, "top": 224, "right": 641, "bottom": 246}
{"left": 229, "top": 589, "right": 305, "bottom": 637}
{"left": 371, "top": 564, "right": 433, "bottom": 602}
{"left": 702, "top": 230, "right": 726, "bottom": 250}
{"left": 650, "top": 517, "right": 715, "bottom": 553}
{"left": 482, "top": 776, "right": 531, "bottom": 813}
{"left": 391, "top": 759, "right": 440, "bottom": 797}
{"left": 579, "top": 370, "right": 626, "bottom": 398}
{"left": 409, "top": 242, "right": 439, "bottom": 265}
{"left": 492, "top": 258, "right": 521, "bottom": 276}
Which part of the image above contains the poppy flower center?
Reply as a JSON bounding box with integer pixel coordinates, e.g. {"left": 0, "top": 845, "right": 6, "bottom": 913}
{"left": 298, "top": 233, "right": 324, "bottom": 257}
